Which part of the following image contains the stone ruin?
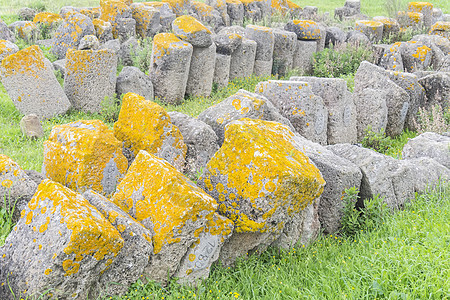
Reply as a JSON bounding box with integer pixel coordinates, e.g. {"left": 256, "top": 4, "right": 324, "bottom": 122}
{"left": 0, "top": 0, "right": 449, "bottom": 298}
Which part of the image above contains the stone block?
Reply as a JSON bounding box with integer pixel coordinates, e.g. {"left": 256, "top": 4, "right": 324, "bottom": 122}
{"left": 355, "top": 20, "right": 383, "bottom": 43}
{"left": 0, "top": 39, "right": 19, "bottom": 62}
{"left": 131, "top": 3, "right": 161, "bottom": 38}
{"left": 245, "top": 24, "right": 274, "bottom": 76}
{"left": 285, "top": 20, "right": 321, "bottom": 40}
{"left": 20, "top": 114, "right": 44, "bottom": 139}
{"left": 116, "top": 66, "right": 154, "bottom": 100}
{"left": 213, "top": 53, "right": 231, "bottom": 89}
{"left": 186, "top": 43, "right": 216, "bottom": 98}
{"left": 272, "top": 28, "right": 296, "bottom": 76}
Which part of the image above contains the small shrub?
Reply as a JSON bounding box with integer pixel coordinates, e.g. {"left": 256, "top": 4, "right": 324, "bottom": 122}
{"left": 361, "top": 127, "right": 393, "bottom": 153}
{"left": 130, "top": 38, "right": 153, "bottom": 74}
{"left": 340, "top": 187, "right": 361, "bottom": 236}
{"left": 0, "top": 190, "right": 17, "bottom": 246}
{"left": 312, "top": 43, "right": 375, "bottom": 78}
{"left": 100, "top": 95, "right": 122, "bottom": 123}
{"left": 414, "top": 104, "right": 450, "bottom": 134}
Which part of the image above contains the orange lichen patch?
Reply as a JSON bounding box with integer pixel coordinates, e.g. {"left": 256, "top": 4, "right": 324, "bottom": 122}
{"left": 33, "top": 12, "right": 63, "bottom": 25}
{"left": 410, "top": 43, "right": 431, "bottom": 62}
{"left": 290, "top": 20, "right": 321, "bottom": 39}
{"left": 271, "top": 0, "right": 300, "bottom": 15}
{"left": 43, "top": 119, "right": 128, "bottom": 195}
{"left": 430, "top": 21, "right": 450, "bottom": 32}
{"left": 1, "top": 45, "right": 45, "bottom": 78}
{"left": 152, "top": 32, "right": 190, "bottom": 58}
{"left": 131, "top": 4, "right": 159, "bottom": 38}
{"left": 201, "top": 118, "right": 325, "bottom": 233}
{"left": 113, "top": 93, "right": 187, "bottom": 164}
{"left": 226, "top": 0, "right": 242, "bottom": 4}
{"left": 398, "top": 11, "right": 423, "bottom": 24}
{"left": 92, "top": 18, "right": 110, "bottom": 36}
{"left": 407, "top": 2, "right": 433, "bottom": 12}
{"left": 173, "top": 15, "right": 211, "bottom": 35}
{"left": 99, "top": 0, "right": 131, "bottom": 37}
{"left": 162, "top": 0, "right": 190, "bottom": 16}
{"left": 191, "top": 1, "right": 214, "bottom": 17}
{"left": 111, "top": 151, "right": 218, "bottom": 254}
{"left": 356, "top": 20, "right": 383, "bottom": 28}
{"left": 27, "top": 179, "right": 124, "bottom": 276}
{"left": 79, "top": 8, "right": 99, "bottom": 19}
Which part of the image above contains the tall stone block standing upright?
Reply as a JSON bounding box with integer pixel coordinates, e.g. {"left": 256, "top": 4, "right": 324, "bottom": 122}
{"left": 172, "top": 15, "right": 215, "bottom": 98}
{"left": 64, "top": 48, "right": 117, "bottom": 113}
{"left": 245, "top": 24, "right": 274, "bottom": 76}
{"left": 355, "top": 20, "right": 384, "bottom": 43}
{"left": 150, "top": 32, "right": 193, "bottom": 105}
{"left": 226, "top": 0, "right": 244, "bottom": 26}
{"left": 408, "top": 2, "right": 433, "bottom": 27}
{"left": 43, "top": 119, "right": 128, "bottom": 196}
{"left": 99, "top": 0, "right": 133, "bottom": 38}
{"left": 272, "top": 29, "right": 296, "bottom": 76}
{"left": 0, "top": 45, "right": 71, "bottom": 119}
{"left": 131, "top": 3, "right": 161, "bottom": 38}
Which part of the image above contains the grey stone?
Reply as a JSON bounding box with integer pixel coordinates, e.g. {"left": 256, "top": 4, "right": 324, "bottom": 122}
{"left": 168, "top": 111, "right": 219, "bottom": 178}
{"left": 227, "top": 1, "right": 244, "bottom": 26}
{"left": 131, "top": 3, "right": 161, "bottom": 39}
{"left": 353, "top": 88, "right": 388, "bottom": 140}
{"left": 149, "top": 33, "right": 193, "bottom": 105}
{"left": 24, "top": 170, "right": 45, "bottom": 186}
{"left": 402, "top": 132, "right": 450, "bottom": 169}
{"left": 0, "top": 46, "right": 71, "bottom": 119}
{"left": 117, "top": 66, "right": 154, "bottom": 100}
{"left": 379, "top": 43, "right": 404, "bottom": 72}
{"left": 399, "top": 41, "right": 433, "bottom": 73}
{"left": 316, "top": 24, "right": 327, "bottom": 52}
{"left": 213, "top": 53, "right": 231, "bottom": 89}
{"left": 20, "top": 114, "right": 44, "bottom": 139}
{"left": 8, "top": 21, "right": 39, "bottom": 43}
{"left": 328, "top": 143, "right": 415, "bottom": 210}
{"left": 64, "top": 48, "right": 117, "bottom": 113}
{"left": 410, "top": 34, "right": 446, "bottom": 70}
{"left": 119, "top": 36, "right": 140, "bottom": 66}
{"left": 94, "top": 19, "right": 114, "bottom": 42}
{"left": 214, "top": 32, "right": 242, "bottom": 55}
{"left": 437, "top": 55, "right": 450, "bottom": 72}
{"left": 0, "top": 19, "right": 15, "bottom": 43}
{"left": 116, "top": 18, "right": 137, "bottom": 42}
{"left": 325, "top": 26, "right": 347, "bottom": 47}
{"left": 186, "top": 43, "right": 216, "bottom": 98}
{"left": 272, "top": 29, "right": 296, "bottom": 76}
{"left": 78, "top": 34, "right": 100, "bottom": 50}
{"left": 355, "top": 20, "right": 383, "bottom": 43}
{"left": 60, "top": 6, "right": 79, "bottom": 18}
{"left": 198, "top": 89, "right": 294, "bottom": 145}
{"left": 418, "top": 72, "right": 450, "bottom": 110}
{"left": 229, "top": 37, "right": 257, "bottom": 81}
{"left": 0, "top": 179, "right": 125, "bottom": 300}
{"left": 172, "top": 15, "right": 212, "bottom": 48}
{"left": 292, "top": 39, "right": 317, "bottom": 73}
{"left": 83, "top": 190, "right": 154, "bottom": 297}
{"left": 346, "top": 30, "right": 371, "bottom": 47}
{"left": 372, "top": 16, "right": 400, "bottom": 40}
{"left": 245, "top": 25, "right": 274, "bottom": 76}
{"left": 18, "top": 7, "right": 36, "bottom": 21}
{"left": 291, "top": 76, "right": 357, "bottom": 144}
{"left": 284, "top": 20, "right": 321, "bottom": 40}
{"left": 101, "top": 38, "right": 121, "bottom": 55}
{"left": 404, "top": 157, "right": 449, "bottom": 192}
{"left": 53, "top": 59, "right": 66, "bottom": 78}
{"left": 0, "top": 40, "right": 19, "bottom": 62}
{"left": 256, "top": 80, "right": 328, "bottom": 145}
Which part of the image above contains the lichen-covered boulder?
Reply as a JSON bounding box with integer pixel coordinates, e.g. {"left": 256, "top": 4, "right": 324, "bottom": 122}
{"left": 325, "top": 26, "right": 347, "bottom": 47}
{"left": 113, "top": 93, "right": 187, "bottom": 171}
{"left": 0, "top": 39, "right": 19, "bottom": 62}
{"left": 131, "top": 3, "right": 161, "bottom": 38}
{"left": 199, "top": 118, "right": 325, "bottom": 265}
{"left": 0, "top": 45, "right": 71, "bottom": 119}
{"left": 8, "top": 21, "right": 39, "bottom": 43}
{"left": 285, "top": 20, "right": 321, "bottom": 40}
{"left": 256, "top": 80, "right": 328, "bottom": 145}
{"left": 355, "top": 20, "right": 383, "bottom": 43}
{"left": 33, "top": 12, "right": 63, "bottom": 30}
{"left": 0, "top": 155, "right": 38, "bottom": 224}
{"left": 142, "top": 2, "right": 176, "bottom": 32}
{"left": 402, "top": 132, "right": 450, "bottom": 169}
{"left": 397, "top": 11, "right": 424, "bottom": 28}
{"left": 78, "top": 34, "right": 100, "bottom": 50}
{"left": 83, "top": 190, "right": 154, "bottom": 297}
{"left": 43, "top": 119, "right": 128, "bottom": 196}
{"left": 116, "top": 66, "right": 154, "bottom": 100}
{"left": 149, "top": 32, "right": 193, "bottom": 105}
{"left": 64, "top": 48, "right": 117, "bottom": 113}
{"left": 111, "top": 150, "right": 231, "bottom": 284}
{"left": 93, "top": 18, "right": 114, "bottom": 42}
{"left": 190, "top": 1, "right": 224, "bottom": 32}
{"left": 0, "top": 179, "right": 124, "bottom": 300}
{"left": 162, "top": 0, "right": 191, "bottom": 16}
{"left": 372, "top": 16, "right": 400, "bottom": 39}
{"left": 399, "top": 41, "right": 433, "bottom": 72}
{"left": 271, "top": 0, "right": 302, "bottom": 18}
{"left": 172, "top": 15, "right": 212, "bottom": 47}
{"left": 198, "top": 89, "right": 294, "bottom": 145}
{"left": 379, "top": 42, "right": 404, "bottom": 71}
{"left": 429, "top": 21, "right": 450, "bottom": 38}
{"left": 51, "top": 13, "right": 95, "bottom": 59}
{"left": 408, "top": 1, "right": 433, "bottom": 27}
{"left": 99, "top": 0, "right": 132, "bottom": 38}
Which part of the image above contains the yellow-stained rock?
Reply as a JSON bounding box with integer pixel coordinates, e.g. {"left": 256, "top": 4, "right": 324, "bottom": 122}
{"left": 113, "top": 93, "right": 187, "bottom": 171}
{"left": 100, "top": 0, "right": 132, "bottom": 38}
{"left": 408, "top": 2, "right": 433, "bottom": 26}
{"left": 285, "top": 20, "right": 321, "bottom": 40}
{"left": 131, "top": 3, "right": 161, "bottom": 38}
{"left": 397, "top": 11, "right": 423, "bottom": 28}
{"left": 271, "top": 0, "right": 301, "bottom": 17}
{"left": 33, "top": 12, "right": 63, "bottom": 26}
{"left": 92, "top": 18, "right": 113, "bottom": 41}
{"left": 429, "top": 21, "right": 450, "bottom": 38}
{"left": 43, "top": 119, "right": 128, "bottom": 196}
{"left": 172, "top": 15, "right": 212, "bottom": 47}
{"left": 355, "top": 20, "right": 384, "bottom": 43}
{"left": 162, "top": 0, "right": 191, "bottom": 16}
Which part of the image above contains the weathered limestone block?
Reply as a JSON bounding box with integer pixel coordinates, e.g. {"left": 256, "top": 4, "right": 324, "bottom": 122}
{"left": 64, "top": 48, "right": 117, "bottom": 113}
{"left": 256, "top": 80, "right": 328, "bottom": 145}
{"left": 355, "top": 20, "right": 383, "bottom": 43}
{"left": 116, "top": 17, "right": 136, "bottom": 41}
{"left": 291, "top": 76, "right": 357, "bottom": 144}
{"left": 399, "top": 41, "right": 433, "bottom": 72}
{"left": 402, "top": 132, "right": 450, "bottom": 169}
{"left": 8, "top": 21, "right": 39, "bottom": 43}
{"left": 404, "top": 157, "right": 449, "bottom": 192}
{"left": 328, "top": 144, "right": 416, "bottom": 209}
{"left": 285, "top": 20, "right": 321, "bottom": 41}
{"left": 51, "top": 13, "right": 95, "bottom": 59}
{"left": 116, "top": 66, "right": 154, "bottom": 100}
{"left": 93, "top": 18, "right": 114, "bottom": 42}
{"left": 206, "top": 0, "right": 230, "bottom": 26}
{"left": 398, "top": 11, "right": 424, "bottom": 28}
{"left": 372, "top": 16, "right": 400, "bottom": 39}
{"left": 0, "top": 39, "right": 19, "bottom": 62}
{"left": 229, "top": 37, "right": 256, "bottom": 80}
{"left": 0, "top": 19, "right": 15, "bottom": 43}
{"left": 20, "top": 114, "right": 44, "bottom": 139}
{"left": 142, "top": 2, "right": 176, "bottom": 32}
{"left": 186, "top": 43, "right": 216, "bottom": 98}
{"left": 78, "top": 34, "right": 100, "bottom": 50}
{"left": 226, "top": 0, "right": 244, "bottom": 26}
{"left": 173, "top": 15, "right": 212, "bottom": 47}
{"left": 43, "top": 120, "right": 128, "bottom": 196}
{"left": 429, "top": 21, "right": 450, "bottom": 39}
{"left": 325, "top": 26, "right": 347, "bottom": 47}
{"left": 411, "top": 34, "right": 447, "bottom": 69}
{"left": 113, "top": 93, "right": 187, "bottom": 171}
{"left": 292, "top": 39, "right": 317, "bottom": 73}
{"left": 162, "top": 0, "right": 191, "bottom": 16}
{"left": 119, "top": 36, "right": 140, "bottom": 65}
{"left": 379, "top": 42, "right": 404, "bottom": 72}
{"left": 418, "top": 72, "right": 450, "bottom": 110}
{"left": 215, "top": 27, "right": 243, "bottom": 55}
{"left": 0, "top": 155, "right": 38, "bottom": 224}
{"left": 0, "top": 45, "right": 71, "bottom": 119}
{"left": 199, "top": 118, "right": 325, "bottom": 265}
{"left": 33, "top": 12, "right": 63, "bottom": 31}
{"left": 168, "top": 112, "right": 220, "bottom": 178}
{"left": 346, "top": 30, "right": 371, "bottom": 46}
{"left": 271, "top": 0, "right": 302, "bottom": 18}
{"left": 0, "top": 179, "right": 124, "bottom": 300}
{"left": 111, "top": 150, "right": 231, "bottom": 284}
{"left": 79, "top": 7, "right": 101, "bottom": 19}
{"left": 245, "top": 25, "right": 274, "bottom": 76}
{"left": 408, "top": 1, "right": 433, "bottom": 27}
{"left": 240, "top": 0, "right": 270, "bottom": 21}
{"left": 353, "top": 88, "right": 388, "bottom": 140}
{"left": 198, "top": 89, "right": 294, "bottom": 145}
{"left": 131, "top": 3, "right": 161, "bottom": 38}
{"left": 99, "top": 0, "right": 132, "bottom": 38}
{"left": 213, "top": 53, "right": 231, "bottom": 89}
{"left": 83, "top": 190, "right": 154, "bottom": 297}
{"left": 190, "top": 1, "right": 224, "bottom": 32}
{"left": 149, "top": 33, "right": 193, "bottom": 105}
{"left": 272, "top": 29, "right": 296, "bottom": 76}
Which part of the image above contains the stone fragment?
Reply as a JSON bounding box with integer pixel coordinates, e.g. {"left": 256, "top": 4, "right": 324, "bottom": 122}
{"left": 353, "top": 88, "right": 388, "bottom": 140}
{"left": 404, "top": 157, "right": 449, "bottom": 192}
{"left": 397, "top": 11, "right": 423, "bottom": 28}
{"left": 346, "top": 29, "right": 371, "bottom": 46}
{"left": 325, "top": 26, "right": 347, "bottom": 47}
{"left": 214, "top": 31, "right": 242, "bottom": 55}
{"left": 271, "top": 0, "right": 302, "bottom": 18}
{"left": 418, "top": 72, "right": 450, "bottom": 110}
{"left": 186, "top": 43, "right": 216, "bottom": 98}
{"left": 190, "top": 1, "right": 224, "bottom": 32}
{"left": 116, "top": 66, "right": 154, "bottom": 100}
{"left": 199, "top": 118, "right": 325, "bottom": 264}
{"left": 24, "top": 170, "right": 45, "bottom": 186}
{"left": 372, "top": 16, "right": 400, "bottom": 39}
{"left": 8, "top": 21, "right": 39, "bottom": 43}
{"left": 245, "top": 24, "right": 274, "bottom": 76}
{"left": 198, "top": 89, "right": 294, "bottom": 145}
{"left": 206, "top": 0, "right": 230, "bottom": 26}
{"left": 143, "top": 2, "right": 176, "bottom": 32}
{"left": 0, "top": 45, "right": 71, "bottom": 119}
{"left": 43, "top": 119, "right": 128, "bottom": 195}
{"left": 119, "top": 36, "right": 140, "bottom": 66}
{"left": 355, "top": 20, "right": 383, "bottom": 43}
{"left": 256, "top": 80, "right": 328, "bottom": 145}
{"left": 402, "top": 132, "right": 450, "bottom": 169}
{"left": 213, "top": 53, "right": 231, "bottom": 89}
{"left": 226, "top": 0, "right": 244, "bottom": 26}
{"left": 0, "top": 19, "right": 15, "bottom": 43}
{"left": 116, "top": 17, "right": 137, "bottom": 42}
{"left": 113, "top": 93, "right": 187, "bottom": 170}
{"left": 379, "top": 42, "right": 404, "bottom": 72}
{"left": 149, "top": 33, "right": 192, "bottom": 105}
{"left": 285, "top": 20, "right": 321, "bottom": 40}
{"left": 240, "top": 0, "right": 270, "bottom": 22}
{"left": 400, "top": 41, "right": 433, "bottom": 72}
{"left": 272, "top": 29, "right": 296, "bottom": 76}
{"left": 64, "top": 48, "right": 117, "bottom": 113}
{"left": 0, "top": 179, "right": 124, "bottom": 300}
{"left": 0, "top": 39, "right": 19, "bottom": 62}
{"left": 408, "top": 1, "right": 433, "bottom": 27}
{"left": 429, "top": 21, "right": 450, "bottom": 39}
{"left": 93, "top": 18, "right": 114, "bottom": 42}
{"left": 162, "top": 0, "right": 191, "bottom": 16}
{"left": 78, "top": 34, "right": 100, "bottom": 50}
{"left": 131, "top": 3, "right": 161, "bottom": 38}
{"left": 99, "top": 0, "right": 132, "bottom": 38}
{"left": 172, "top": 15, "right": 212, "bottom": 47}
{"left": 20, "top": 114, "right": 44, "bottom": 139}
{"left": 0, "top": 154, "right": 38, "bottom": 224}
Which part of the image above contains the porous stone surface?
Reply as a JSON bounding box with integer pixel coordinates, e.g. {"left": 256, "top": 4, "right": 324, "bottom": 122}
{"left": 93, "top": 18, "right": 114, "bottom": 42}
{"left": 53, "top": 59, "right": 66, "bottom": 77}
{"left": 99, "top": 0, "right": 132, "bottom": 39}
{"left": 168, "top": 111, "right": 219, "bottom": 178}
{"left": 43, "top": 119, "right": 128, "bottom": 196}
{"left": 292, "top": 39, "right": 317, "bottom": 73}
{"left": 8, "top": 21, "right": 39, "bottom": 43}
{"left": 131, "top": 3, "right": 161, "bottom": 39}
{"left": 213, "top": 53, "right": 231, "bottom": 89}
{"left": 20, "top": 114, "right": 44, "bottom": 139}
{"left": 83, "top": 190, "right": 154, "bottom": 297}
{"left": 404, "top": 157, "right": 449, "bottom": 192}
{"left": 113, "top": 93, "right": 187, "bottom": 171}
{"left": 78, "top": 34, "right": 100, "bottom": 50}
{"left": 399, "top": 41, "right": 433, "bottom": 73}
{"left": 116, "top": 66, "right": 154, "bottom": 100}
{"left": 0, "top": 45, "right": 71, "bottom": 119}
{"left": 198, "top": 89, "right": 294, "bottom": 145}
{"left": 226, "top": 0, "right": 244, "bottom": 26}
{"left": 256, "top": 80, "right": 328, "bottom": 145}
{"left": 0, "top": 39, "right": 19, "bottom": 62}
{"left": 0, "top": 19, "right": 15, "bottom": 43}
{"left": 402, "top": 132, "right": 450, "bottom": 169}
{"left": 223, "top": 32, "right": 257, "bottom": 80}
{"left": 355, "top": 20, "right": 384, "bottom": 43}
{"left": 245, "top": 25, "right": 274, "bottom": 76}
{"left": 325, "top": 26, "right": 347, "bottom": 47}
{"left": 290, "top": 77, "right": 358, "bottom": 145}
{"left": 64, "top": 48, "right": 117, "bottom": 113}
{"left": 214, "top": 31, "right": 242, "bottom": 55}
{"left": 199, "top": 118, "right": 325, "bottom": 265}
{"left": 149, "top": 33, "right": 193, "bottom": 105}
{"left": 111, "top": 150, "right": 231, "bottom": 284}
{"left": 0, "top": 179, "right": 124, "bottom": 300}
{"left": 418, "top": 72, "right": 450, "bottom": 110}
{"left": 346, "top": 29, "right": 371, "bottom": 46}
{"left": 285, "top": 20, "right": 321, "bottom": 40}
{"left": 0, "top": 155, "right": 38, "bottom": 224}
{"left": 115, "top": 17, "right": 137, "bottom": 42}
{"left": 172, "top": 15, "right": 212, "bottom": 47}
{"left": 119, "top": 36, "right": 140, "bottom": 66}
{"left": 272, "top": 29, "right": 296, "bottom": 76}
{"left": 186, "top": 42, "right": 216, "bottom": 98}
{"left": 408, "top": 1, "right": 433, "bottom": 27}
{"left": 353, "top": 88, "right": 388, "bottom": 140}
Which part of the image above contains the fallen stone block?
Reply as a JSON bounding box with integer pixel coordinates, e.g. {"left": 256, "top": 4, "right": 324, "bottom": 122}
{"left": 0, "top": 39, "right": 19, "bottom": 62}
{"left": 402, "top": 132, "right": 450, "bottom": 169}
{"left": 116, "top": 66, "right": 154, "bottom": 100}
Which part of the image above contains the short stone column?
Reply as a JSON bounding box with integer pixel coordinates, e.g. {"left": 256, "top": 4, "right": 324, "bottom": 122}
{"left": 245, "top": 24, "right": 274, "bottom": 76}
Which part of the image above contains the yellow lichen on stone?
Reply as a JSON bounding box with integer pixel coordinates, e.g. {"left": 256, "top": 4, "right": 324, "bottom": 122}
{"left": 173, "top": 15, "right": 211, "bottom": 36}
{"left": 28, "top": 179, "right": 124, "bottom": 276}
{"left": 162, "top": 0, "right": 190, "bottom": 16}
{"left": 92, "top": 18, "right": 110, "bottom": 36}
{"left": 43, "top": 119, "right": 128, "bottom": 195}
{"left": 1, "top": 45, "right": 44, "bottom": 78}
{"left": 407, "top": 2, "right": 433, "bottom": 12}
{"left": 131, "top": 4, "right": 159, "bottom": 37}
{"left": 152, "top": 32, "right": 190, "bottom": 58}
{"left": 100, "top": 0, "right": 131, "bottom": 37}
{"left": 201, "top": 118, "right": 325, "bottom": 233}
{"left": 33, "top": 12, "right": 62, "bottom": 25}
{"left": 111, "top": 150, "right": 218, "bottom": 254}
{"left": 429, "top": 21, "right": 450, "bottom": 37}
{"left": 191, "top": 1, "right": 214, "bottom": 17}
{"left": 271, "top": 0, "right": 300, "bottom": 15}
{"left": 0, "top": 154, "right": 23, "bottom": 176}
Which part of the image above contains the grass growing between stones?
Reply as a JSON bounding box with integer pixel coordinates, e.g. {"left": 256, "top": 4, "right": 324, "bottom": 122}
{"left": 102, "top": 181, "right": 449, "bottom": 300}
